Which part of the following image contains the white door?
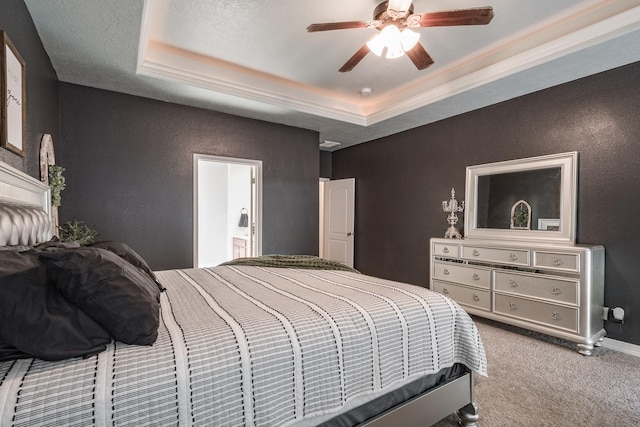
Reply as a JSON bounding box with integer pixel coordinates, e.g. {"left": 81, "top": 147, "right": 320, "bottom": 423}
{"left": 323, "top": 178, "right": 355, "bottom": 267}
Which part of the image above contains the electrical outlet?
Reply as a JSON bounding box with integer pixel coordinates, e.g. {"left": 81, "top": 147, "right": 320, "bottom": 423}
{"left": 612, "top": 307, "right": 625, "bottom": 322}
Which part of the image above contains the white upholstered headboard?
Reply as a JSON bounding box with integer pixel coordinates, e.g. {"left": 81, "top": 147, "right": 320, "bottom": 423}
{"left": 0, "top": 161, "right": 53, "bottom": 246}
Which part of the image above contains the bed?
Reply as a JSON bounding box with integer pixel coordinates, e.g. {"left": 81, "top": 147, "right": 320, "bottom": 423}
{"left": 0, "top": 160, "right": 486, "bottom": 427}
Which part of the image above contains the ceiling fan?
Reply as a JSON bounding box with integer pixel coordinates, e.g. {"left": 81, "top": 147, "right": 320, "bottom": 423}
{"left": 307, "top": 0, "right": 494, "bottom": 72}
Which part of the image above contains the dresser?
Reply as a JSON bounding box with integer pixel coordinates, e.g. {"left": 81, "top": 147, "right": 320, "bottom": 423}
{"left": 430, "top": 237, "right": 605, "bottom": 355}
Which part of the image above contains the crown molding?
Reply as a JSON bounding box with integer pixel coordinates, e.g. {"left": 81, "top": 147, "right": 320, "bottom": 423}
{"left": 137, "top": 41, "right": 368, "bottom": 125}
{"left": 366, "top": 3, "right": 640, "bottom": 125}
{"left": 137, "top": 1, "right": 640, "bottom": 127}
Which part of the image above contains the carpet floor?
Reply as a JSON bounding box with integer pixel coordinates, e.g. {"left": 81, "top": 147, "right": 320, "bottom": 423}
{"left": 432, "top": 317, "right": 640, "bottom": 426}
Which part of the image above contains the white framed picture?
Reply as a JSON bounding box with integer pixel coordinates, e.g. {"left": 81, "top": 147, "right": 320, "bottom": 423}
{"left": 538, "top": 218, "right": 560, "bottom": 231}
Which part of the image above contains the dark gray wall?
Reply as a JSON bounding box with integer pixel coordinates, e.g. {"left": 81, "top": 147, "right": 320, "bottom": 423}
{"left": 320, "top": 150, "right": 332, "bottom": 178}
{"left": 332, "top": 61, "right": 640, "bottom": 345}
{"left": 58, "top": 83, "right": 319, "bottom": 271}
{"left": 0, "top": 0, "right": 59, "bottom": 176}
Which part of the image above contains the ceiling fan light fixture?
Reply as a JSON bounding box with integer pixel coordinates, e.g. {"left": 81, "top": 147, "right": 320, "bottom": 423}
{"left": 400, "top": 28, "right": 420, "bottom": 51}
{"left": 367, "top": 25, "right": 404, "bottom": 59}
{"left": 385, "top": 40, "right": 404, "bottom": 59}
{"left": 366, "top": 34, "right": 385, "bottom": 56}
{"left": 367, "top": 25, "right": 417, "bottom": 59}
{"left": 307, "top": 3, "right": 494, "bottom": 72}
{"left": 379, "top": 25, "right": 400, "bottom": 45}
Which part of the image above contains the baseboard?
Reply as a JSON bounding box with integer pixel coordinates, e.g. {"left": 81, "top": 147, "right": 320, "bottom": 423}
{"left": 602, "top": 337, "right": 640, "bottom": 358}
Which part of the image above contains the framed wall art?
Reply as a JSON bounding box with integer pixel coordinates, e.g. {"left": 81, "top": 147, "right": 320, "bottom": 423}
{"left": 1, "top": 31, "right": 26, "bottom": 157}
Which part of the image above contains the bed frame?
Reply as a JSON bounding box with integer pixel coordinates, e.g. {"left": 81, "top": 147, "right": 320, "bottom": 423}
{"left": 0, "top": 162, "right": 51, "bottom": 214}
{"left": 0, "top": 160, "right": 480, "bottom": 427}
{"left": 362, "top": 372, "right": 478, "bottom": 426}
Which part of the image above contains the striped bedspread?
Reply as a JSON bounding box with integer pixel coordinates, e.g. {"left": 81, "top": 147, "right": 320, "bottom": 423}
{"left": 0, "top": 266, "right": 486, "bottom": 426}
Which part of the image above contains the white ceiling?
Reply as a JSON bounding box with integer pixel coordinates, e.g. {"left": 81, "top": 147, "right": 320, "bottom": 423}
{"left": 25, "top": 0, "right": 640, "bottom": 151}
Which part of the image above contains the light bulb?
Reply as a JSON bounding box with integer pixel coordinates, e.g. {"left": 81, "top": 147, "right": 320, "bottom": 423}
{"left": 386, "top": 42, "right": 404, "bottom": 59}
{"left": 379, "top": 25, "right": 400, "bottom": 46}
{"left": 367, "top": 25, "right": 412, "bottom": 59}
{"left": 379, "top": 26, "right": 403, "bottom": 58}
{"left": 400, "top": 28, "right": 420, "bottom": 51}
{"left": 366, "top": 34, "right": 384, "bottom": 56}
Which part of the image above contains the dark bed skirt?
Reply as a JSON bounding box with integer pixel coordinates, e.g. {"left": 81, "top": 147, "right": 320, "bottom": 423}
{"left": 319, "top": 363, "right": 468, "bottom": 426}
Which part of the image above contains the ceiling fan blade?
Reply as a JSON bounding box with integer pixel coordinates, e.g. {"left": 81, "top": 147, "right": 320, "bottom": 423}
{"left": 412, "top": 7, "right": 494, "bottom": 27}
{"left": 307, "top": 20, "right": 379, "bottom": 32}
{"left": 405, "top": 42, "right": 434, "bottom": 70}
{"left": 339, "top": 44, "right": 370, "bottom": 73}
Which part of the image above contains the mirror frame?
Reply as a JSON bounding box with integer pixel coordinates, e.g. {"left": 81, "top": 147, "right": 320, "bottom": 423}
{"left": 464, "top": 152, "right": 578, "bottom": 244}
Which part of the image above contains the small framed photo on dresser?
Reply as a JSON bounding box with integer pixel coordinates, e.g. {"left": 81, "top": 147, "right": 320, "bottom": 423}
{"left": 1, "top": 31, "right": 27, "bottom": 157}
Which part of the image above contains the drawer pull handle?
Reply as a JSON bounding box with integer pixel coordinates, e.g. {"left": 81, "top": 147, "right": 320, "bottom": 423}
{"left": 473, "top": 294, "right": 480, "bottom": 302}
{"left": 551, "top": 286, "right": 561, "bottom": 295}
{"left": 443, "top": 269, "right": 450, "bottom": 275}
{"left": 552, "top": 257, "right": 563, "bottom": 266}
{"left": 509, "top": 253, "right": 518, "bottom": 261}
{"left": 551, "top": 312, "right": 560, "bottom": 320}
{"left": 472, "top": 274, "right": 480, "bottom": 281}
{"left": 508, "top": 302, "right": 517, "bottom": 311}
{"left": 508, "top": 279, "right": 518, "bottom": 288}
{"left": 442, "top": 288, "right": 450, "bottom": 295}
{"left": 472, "top": 250, "right": 480, "bottom": 257}
{"left": 443, "top": 247, "right": 449, "bottom": 254}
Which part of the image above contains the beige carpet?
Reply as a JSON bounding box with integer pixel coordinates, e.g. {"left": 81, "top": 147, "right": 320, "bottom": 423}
{"left": 433, "top": 317, "right": 640, "bottom": 426}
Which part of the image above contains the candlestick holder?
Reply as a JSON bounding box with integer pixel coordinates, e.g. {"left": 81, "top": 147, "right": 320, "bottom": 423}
{"left": 442, "top": 188, "right": 464, "bottom": 239}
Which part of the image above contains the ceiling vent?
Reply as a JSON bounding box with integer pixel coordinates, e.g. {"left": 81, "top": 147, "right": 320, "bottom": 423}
{"left": 319, "top": 140, "right": 341, "bottom": 148}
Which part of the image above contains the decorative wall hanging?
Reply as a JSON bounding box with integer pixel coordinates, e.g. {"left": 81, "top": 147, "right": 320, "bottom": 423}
{"left": 40, "top": 134, "right": 61, "bottom": 235}
{"left": 1, "top": 31, "right": 26, "bottom": 157}
{"left": 442, "top": 188, "right": 464, "bottom": 239}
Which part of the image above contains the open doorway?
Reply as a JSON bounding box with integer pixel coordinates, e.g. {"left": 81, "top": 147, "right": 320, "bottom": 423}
{"left": 194, "top": 154, "right": 262, "bottom": 268}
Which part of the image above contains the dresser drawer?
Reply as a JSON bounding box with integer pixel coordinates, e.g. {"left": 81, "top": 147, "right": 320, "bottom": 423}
{"left": 494, "top": 294, "right": 578, "bottom": 333}
{"left": 432, "top": 242, "right": 460, "bottom": 258}
{"left": 533, "top": 251, "right": 580, "bottom": 273}
{"left": 461, "top": 245, "right": 530, "bottom": 267}
{"left": 494, "top": 271, "right": 579, "bottom": 306}
{"left": 432, "top": 261, "right": 491, "bottom": 289}
{"left": 432, "top": 280, "right": 491, "bottom": 311}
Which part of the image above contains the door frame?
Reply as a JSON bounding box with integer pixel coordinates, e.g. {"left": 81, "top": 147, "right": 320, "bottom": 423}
{"left": 319, "top": 178, "right": 329, "bottom": 258}
{"left": 193, "top": 153, "right": 263, "bottom": 267}
{"left": 320, "top": 178, "right": 355, "bottom": 268}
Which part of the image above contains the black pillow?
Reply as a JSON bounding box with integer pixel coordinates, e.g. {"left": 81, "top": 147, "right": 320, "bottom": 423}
{"left": 40, "top": 247, "right": 160, "bottom": 346}
{"left": 89, "top": 240, "right": 165, "bottom": 294}
{"left": 0, "top": 250, "right": 111, "bottom": 360}
{"left": 0, "top": 340, "right": 31, "bottom": 362}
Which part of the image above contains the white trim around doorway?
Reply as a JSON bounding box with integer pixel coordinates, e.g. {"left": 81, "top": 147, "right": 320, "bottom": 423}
{"left": 193, "top": 153, "right": 263, "bottom": 267}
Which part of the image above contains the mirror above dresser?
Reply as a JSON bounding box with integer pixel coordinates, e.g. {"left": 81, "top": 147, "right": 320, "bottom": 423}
{"left": 464, "top": 152, "right": 577, "bottom": 244}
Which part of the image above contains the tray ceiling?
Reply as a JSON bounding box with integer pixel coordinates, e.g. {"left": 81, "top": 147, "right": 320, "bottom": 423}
{"left": 25, "top": 0, "right": 640, "bottom": 150}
